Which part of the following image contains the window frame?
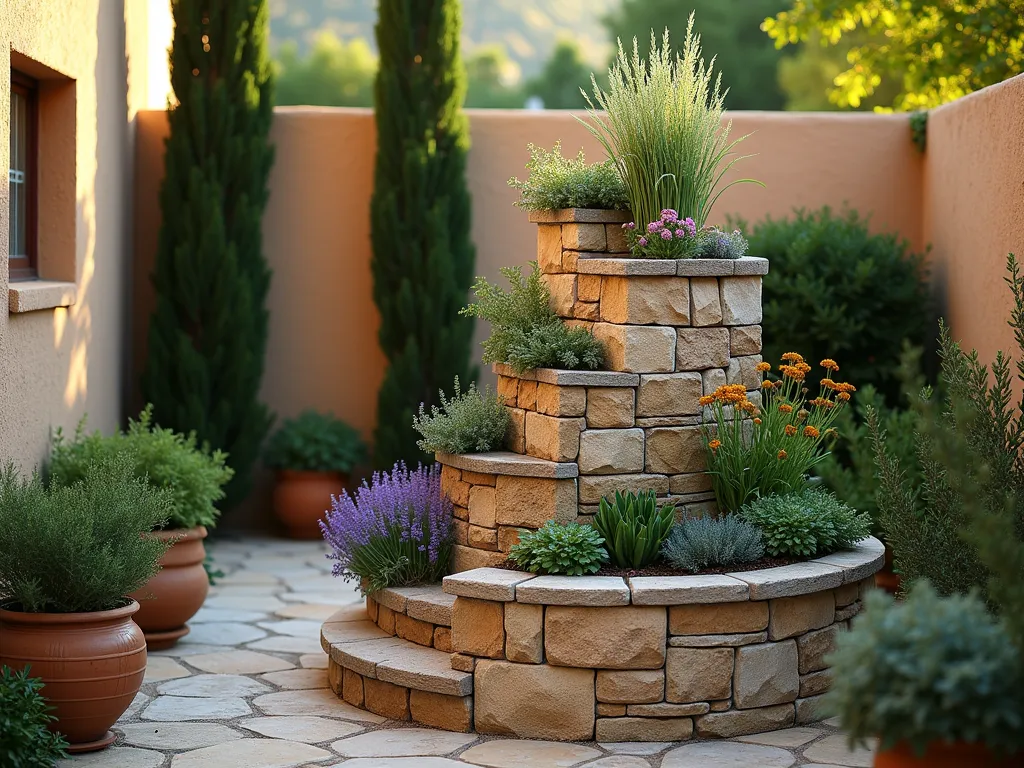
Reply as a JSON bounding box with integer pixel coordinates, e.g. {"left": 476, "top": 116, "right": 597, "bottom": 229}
{"left": 9, "top": 69, "right": 38, "bottom": 281}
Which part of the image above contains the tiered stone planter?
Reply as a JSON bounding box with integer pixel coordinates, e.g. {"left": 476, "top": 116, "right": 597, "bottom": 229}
{"left": 320, "top": 208, "right": 886, "bottom": 740}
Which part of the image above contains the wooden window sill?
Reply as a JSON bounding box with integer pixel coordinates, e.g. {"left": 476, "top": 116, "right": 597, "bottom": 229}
{"left": 9, "top": 280, "right": 77, "bottom": 313}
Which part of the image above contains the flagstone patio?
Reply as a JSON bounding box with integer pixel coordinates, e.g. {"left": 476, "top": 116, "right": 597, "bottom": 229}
{"left": 58, "top": 538, "right": 877, "bottom": 768}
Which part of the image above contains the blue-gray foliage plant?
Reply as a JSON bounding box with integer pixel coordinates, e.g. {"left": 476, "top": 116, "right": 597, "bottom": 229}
{"left": 662, "top": 514, "right": 764, "bottom": 572}
{"left": 320, "top": 462, "right": 452, "bottom": 594}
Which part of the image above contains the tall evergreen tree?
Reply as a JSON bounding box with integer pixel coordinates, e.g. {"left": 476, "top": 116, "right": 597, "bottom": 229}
{"left": 142, "top": 0, "right": 275, "bottom": 508}
{"left": 371, "top": 0, "right": 476, "bottom": 468}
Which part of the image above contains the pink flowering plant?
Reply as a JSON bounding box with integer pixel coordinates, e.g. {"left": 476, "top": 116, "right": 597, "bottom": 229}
{"left": 321, "top": 462, "right": 452, "bottom": 593}
{"left": 623, "top": 210, "right": 749, "bottom": 260}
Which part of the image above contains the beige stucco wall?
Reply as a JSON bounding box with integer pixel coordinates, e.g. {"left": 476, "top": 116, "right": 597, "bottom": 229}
{"left": 924, "top": 73, "right": 1024, "bottom": 368}
{"left": 0, "top": 0, "right": 171, "bottom": 470}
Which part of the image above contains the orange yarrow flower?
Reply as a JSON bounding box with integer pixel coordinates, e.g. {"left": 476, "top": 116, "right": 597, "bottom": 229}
{"left": 761, "top": 380, "right": 776, "bottom": 390}
{"left": 780, "top": 365, "right": 806, "bottom": 381}
{"left": 784, "top": 424, "right": 797, "bottom": 436}
{"left": 837, "top": 391, "right": 851, "bottom": 402}
{"left": 708, "top": 439, "right": 722, "bottom": 452}
{"left": 753, "top": 417, "right": 762, "bottom": 425}
{"left": 755, "top": 361, "right": 771, "bottom": 372}
{"left": 781, "top": 352, "right": 804, "bottom": 363}
{"left": 836, "top": 382, "right": 857, "bottom": 393}
{"left": 803, "top": 426, "right": 820, "bottom": 438}
{"left": 777, "top": 449, "right": 788, "bottom": 460}
{"left": 821, "top": 378, "right": 837, "bottom": 390}
{"left": 699, "top": 395, "right": 715, "bottom": 406}
{"left": 778, "top": 404, "right": 794, "bottom": 414}
{"left": 820, "top": 359, "right": 839, "bottom": 372}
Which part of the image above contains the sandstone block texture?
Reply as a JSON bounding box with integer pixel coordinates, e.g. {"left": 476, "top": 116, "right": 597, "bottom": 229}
{"left": 546, "top": 606, "right": 667, "bottom": 669}
{"left": 452, "top": 597, "right": 505, "bottom": 659}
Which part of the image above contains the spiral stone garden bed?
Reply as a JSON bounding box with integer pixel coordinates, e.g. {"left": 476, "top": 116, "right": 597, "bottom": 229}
{"left": 320, "top": 536, "right": 884, "bottom": 741}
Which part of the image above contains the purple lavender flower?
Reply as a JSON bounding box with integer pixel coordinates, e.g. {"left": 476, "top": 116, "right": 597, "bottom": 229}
{"left": 638, "top": 236, "right": 648, "bottom": 247}
{"left": 660, "top": 209, "right": 678, "bottom": 221}
{"left": 622, "top": 222, "right": 636, "bottom": 230}
{"left": 646, "top": 221, "right": 661, "bottom": 233}
{"left": 659, "top": 229, "right": 672, "bottom": 240}
{"left": 320, "top": 462, "right": 452, "bottom": 593}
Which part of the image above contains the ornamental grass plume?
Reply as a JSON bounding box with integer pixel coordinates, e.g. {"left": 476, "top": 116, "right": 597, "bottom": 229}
{"left": 320, "top": 462, "right": 452, "bottom": 594}
{"left": 701, "top": 353, "right": 854, "bottom": 512}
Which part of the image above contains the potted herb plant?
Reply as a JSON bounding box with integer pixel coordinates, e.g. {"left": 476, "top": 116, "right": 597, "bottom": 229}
{"left": 265, "top": 410, "right": 368, "bottom": 538}
{"left": 0, "top": 456, "right": 172, "bottom": 753}
{"left": 48, "top": 406, "right": 233, "bottom": 649}
{"left": 827, "top": 582, "right": 1024, "bottom": 767}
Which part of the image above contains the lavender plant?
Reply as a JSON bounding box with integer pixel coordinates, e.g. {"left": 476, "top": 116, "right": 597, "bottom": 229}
{"left": 320, "top": 462, "right": 452, "bottom": 593}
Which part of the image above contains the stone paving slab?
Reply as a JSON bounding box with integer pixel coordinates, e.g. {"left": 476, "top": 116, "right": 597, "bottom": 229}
{"left": 60, "top": 537, "right": 876, "bottom": 768}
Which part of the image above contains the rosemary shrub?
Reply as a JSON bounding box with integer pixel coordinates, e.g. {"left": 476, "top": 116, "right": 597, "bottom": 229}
{"left": 508, "top": 142, "right": 628, "bottom": 211}
{"left": 662, "top": 515, "right": 764, "bottom": 572}
{"left": 582, "top": 15, "right": 761, "bottom": 231}
{"left": 413, "top": 377, "right": 510, "bottom": 454}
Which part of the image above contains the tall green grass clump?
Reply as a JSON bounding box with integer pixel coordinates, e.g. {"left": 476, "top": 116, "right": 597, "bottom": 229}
{"left": 582, "top": 14, "right": 761, "bottom": 231}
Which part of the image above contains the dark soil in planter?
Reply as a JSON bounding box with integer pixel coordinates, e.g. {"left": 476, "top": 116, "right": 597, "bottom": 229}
{"left": 492, "top": 555, "right": 801, "bottom": 577}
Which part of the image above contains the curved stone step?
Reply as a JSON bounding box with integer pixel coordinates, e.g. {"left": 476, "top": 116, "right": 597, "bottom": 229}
{"left": 372, "top": 584, "right": 455, "bottom": 627}
{"left": 436, "top": 450, "right": 578, "bottom": 479}
{"left": 321, "top": 622, "right": 471, "bottom": 697}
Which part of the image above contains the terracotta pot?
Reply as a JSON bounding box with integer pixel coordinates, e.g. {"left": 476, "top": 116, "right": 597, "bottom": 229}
{"left": 875, "top": 740, "right": 1023, "bottom": 767}
{"left": 0, "top": 600, "right": 147, "bottom": 753}
{"left": 875, "top": 543, "right": 902, "bottom": 595}
{"left": 129, "top": 526, "right": 209, "bottom": 650}
{"left": 273, "top": 470, "right": 347, "bottom": 539}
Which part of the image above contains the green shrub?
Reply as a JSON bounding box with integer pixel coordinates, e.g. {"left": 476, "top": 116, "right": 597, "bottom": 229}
{"left": 264, "top": 410, "right": 367, "bottom": 474}
{"left": 461, "top": 263, "right": 604, "bottom": 374}
{"left": 413, "top": 377, "right": 510, "bottom": 454}
{"left": 741, "top": 206, "right": 932, "bottom": 404}
{"left": 582, "top": 17, "right": 761, "bottom": 230}
{"left": 815, "top": 383, "right": 921, "bottom": 532}
{"left": 593, "top": 490, "right": 675, "bottom": 568}
{"left": 662, "top": 515, "right": 765, "bottom": 572}
{"left": 0, "top": 456, "right": 173, "bottom": 613}
{"left": 49, "top": 406, "right": 232, "bottom": 530}
{"left": 0, "top": 666, "right": 68, "bottom": 766}
{"left": 826, "top": 582, "right": 1024, "bottom": 755}
{"left": 738, "top": 488, "right": 871, "bottom": 558}
{"left": 508, "top": 142, "right": 628, "bottom": 211}
{"left": 508, "top": 521, "right": 608, "bottom": 576}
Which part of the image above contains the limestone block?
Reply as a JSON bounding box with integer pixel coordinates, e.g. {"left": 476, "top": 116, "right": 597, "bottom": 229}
{"left": 525, "top": 411, "right": 585, "bottom": 462}
{"left": 596, "top": 717, "right": 693, "bottom": 742}
{"left": 342, "top": 667, "right": 363, "bottom": 707}
{"left": 730, "top": 325, "right": 762, "bottom": 355}
{"left": 474, "top": 661, "right": 596, "bottom": 740}
{"left": 537, "top": 224, "right": 563, "bottom": 273}
{"left": 695, "top": 703, "right": 795, "bottom": 737}
{"left": 505, "top": 407, "right": 526, "bottom": 453}
{"left": 441, "top": 464, "right": 461, "bottom": 496}
{"left": 497, "top": 375, "right": 519, "bottom": 406}
{"left": 578, "top": 428, "right": 645, "bottom": 475}
{"left": 451, "top": 544, "right": 506, "bottom": 573}
{"left": 363, "top": 677, "right": 410, "bottom": 720}
{"left": 701, "top": 367, "right": 727, "bottom": 396}
{"left": 578, "top": 473, "right": 669, "bottom": 505}
{"left": 720, "top": 276, "right": 763, "bottom": 325}
{"left": 795, "top": 695, "right": 826, "bottom": 724}
{"left": 597, "top": 703, "right": 626, "bottom": 716}
{"left": 536, "top": 383, "right": 586, "bottom": 417}
{"left": 453, "top": 518, "right": 469, "bottom": 546}
{"left": 670, "top": 602, "right": 769, "bottom": 635}
{"left": 626, "top": 702, "right": 709, "bottom": 717}
{"left": 516, "top": 379, "right": 538, "bottom": 411}
{"left": 834, "top": 583, "right": 860, "bottom": 607}
{"left": 799, "top": 669, "right": 833, "bottom": 697}
{"left": 494, "top": 475, "right": 578, "bottom": 527}
{"left": 574, "top": 302, "right": 599, "bottom": 321}
{"left": 365, "top": 597, "right": 378, "bottom": 623}
{"left": 586, "top": 387, "right": 635, "bottom": 428}
{"left": 676, "top": 327, "right": 730, "bottom": 371}
{"left": 665, "top": 647, "right": 734, "bottom": 702}
{"left": 462, "top": 470, "right": 497, "bottom": 486}
{"left": 469, "top": 525, "right": 499, "bottom": 551}
{"left": 377, "top": 605, "right": 396, "bottom": 635}
{"left": 504, "top": 602, "right": 544, "bottom": 663}
{"left": 835, "top": 601, "right": 861, "bottom": 622}
{"left": 727, "top": 354, "right": 764, "bottom": 391}
{"left": 453, "top": 505, "right": 469, "bottom": 522}
{"left": 544, "top": 273, "right": 577, "bottom": 318}
{"left": 690, "top": 277, "right": 723, "bottom": 326}
{"left": 578, "top": 274, "right": 603, "bottom": 302}
{"left": 668, "top": 632, "right": 767, "bottom": 648}
{"left": 768, "top": 592, "right": 836, "bottom": 641}
{"left": 605, "top": 223, "right": 631, "bottom": 253}
{"left": 517, "top": 576, "right": 630, "bottom": 606}
{"left": 709, "top": 700, "right": 731, "bottom": 712}
{"left": 468, "top": 486, "right": 497, "bottom": 528}
{"left": 452, "top": 597, "right": 505, "bottom": 659}
{"left": 600, "top": 276, "right": 690, "bottom": 325}
{"left": 645, "top": 426, "right": 706, "bottom": 474}
{"left": 562, "top": 249, "right": 579, "bottom": 273}
{"left": 630, "top": 574, "right": 749, "bottom": 605}
{"left": 328, "top": 658, "right": 343, "bottom": 693}
{"left": 395, "top": 613, "right": 434, "bottom": 647}
{"left": 410, "top": 689, "right": 473, "bottom": 732}
{"left": 733, "top": 641, "right": 799, "bottom": 708}
{"left": 669, "top": 472, "right": 713, "bottom": 494}
{"left": 593, "top": 323, "right": 677, "bottom": 373}
{"left": 450, "top": 653, "right": 476, "bottom": 673}
{"left": 797, "top": 624, "right": 839, "bottom": 674}
{"left": 546, "top": 606, "right": 666, "bottom": 669}
{"left": 433, "top": 627, "right": 453, "bottom": 653}
{"left": 596, "top": 669, "right": 665, "bottom": 704}
{"left": 563, "top": 222, "right": 607, "bottom": 251}
{"left": 637, "top": 373, "right": 702, "bottom": 417}
{"left": 497, "top": 526, "right": 522, "bottom": 552}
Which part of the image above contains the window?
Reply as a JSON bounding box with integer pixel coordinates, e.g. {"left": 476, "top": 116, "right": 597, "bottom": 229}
{"left": 9, "top": 70, "right": 37, "bottom": 281}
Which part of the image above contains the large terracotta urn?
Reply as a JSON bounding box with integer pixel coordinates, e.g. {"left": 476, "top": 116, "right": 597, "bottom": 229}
{"left": 130, "top": 526, "right": 209, "bottom": 649}
{"left": 273, "top": 470, "right": 346, "bottom": 539}
{"left": 875, "top": 740, "right": 1023, "bottom": 768}
{"left": 0, "top": 601, "right": 147, "bottom": 753}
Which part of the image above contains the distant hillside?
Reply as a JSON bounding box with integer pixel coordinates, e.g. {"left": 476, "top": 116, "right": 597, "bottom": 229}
{"left": 269, "top": 0, "right": 617, "bottom": 79}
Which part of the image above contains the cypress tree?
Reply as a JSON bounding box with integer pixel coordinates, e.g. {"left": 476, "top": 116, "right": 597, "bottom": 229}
{"left": 371, "top": 0, "right": 476, "bottom": 468}
{"left": 142, "top": 0, "right": 275, "bottom": 508}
